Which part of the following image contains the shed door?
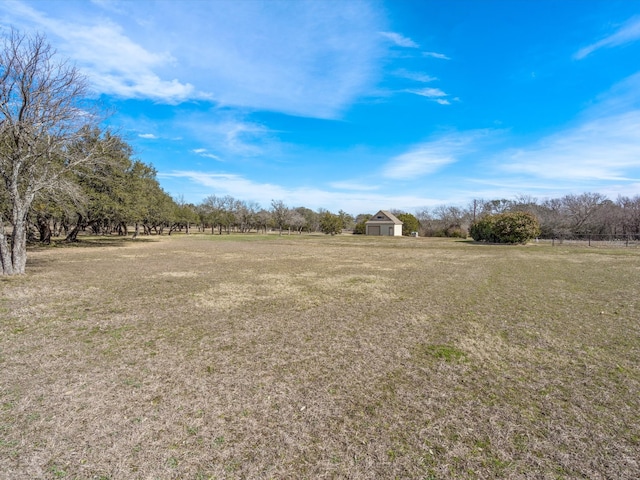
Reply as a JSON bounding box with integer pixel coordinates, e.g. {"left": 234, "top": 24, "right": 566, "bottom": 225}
{"left": 368, "top": 226, "right": 380, "bottom": 235}
{"left": 389, "top": 226, "right": 394, "bottom": 236}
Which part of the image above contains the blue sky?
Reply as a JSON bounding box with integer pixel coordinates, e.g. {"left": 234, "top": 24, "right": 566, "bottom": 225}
{"left": 3, "top": 0, "right": 640, "bottom": 214}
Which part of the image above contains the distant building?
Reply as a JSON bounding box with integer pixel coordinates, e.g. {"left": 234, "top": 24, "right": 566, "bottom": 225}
{"left": 365, "top": 210, "right": 403, "bottom": 236}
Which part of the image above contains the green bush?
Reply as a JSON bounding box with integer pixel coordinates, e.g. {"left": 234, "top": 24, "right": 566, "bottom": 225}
{"left": 470, "top": 212, "right": 540, "bottom": 244}
{"left": 353, "top": 222, "right": 366, "bottom": 234}
{"left": 396, "top": 213, "right": 421, "bottom": 236}
{"left": 445, "top": 226, "right": 467, "bottom": 238}
{"left": 319, "top": 211, "right": 343, "bottom": 235}
{"left": 469, "top": 216, "right": 497, "bottom": 242}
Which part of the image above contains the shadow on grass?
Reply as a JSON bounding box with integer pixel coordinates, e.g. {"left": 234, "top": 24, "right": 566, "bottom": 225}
{"left": 28, "top": 236, "right": 158, "bottom": 251}
{"left": 455, "top": 239, "right": 534, "bottom": 246}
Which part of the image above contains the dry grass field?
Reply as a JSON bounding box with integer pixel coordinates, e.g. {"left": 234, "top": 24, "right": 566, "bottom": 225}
{"left": 1, "top": 234, "right": 639, "bottom": 479}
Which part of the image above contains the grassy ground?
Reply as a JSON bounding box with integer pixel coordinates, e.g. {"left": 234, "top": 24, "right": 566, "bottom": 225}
{"left": 1, "top": 234, "right": 638, "bottom": 479}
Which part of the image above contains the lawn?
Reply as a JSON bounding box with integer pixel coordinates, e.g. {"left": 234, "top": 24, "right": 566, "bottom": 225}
{"left": 1, "top": 234, "right": 639, "bottom": 479}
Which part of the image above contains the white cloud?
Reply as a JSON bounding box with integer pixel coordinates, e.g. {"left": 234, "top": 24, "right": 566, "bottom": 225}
{"left": 7, "top": 0, "right": 385, "bottom": 118}
{"left": 408, "top": 87, "right": 447, "bottom": 98}
{"left": 383, "top": 148, "right": 454, "bottom": 180}
{"left": 191, "top": 149, "right": 222, "bottom": 161}
{"left": 138, "top": 133, "right": 158, "bottom": 139}
{"left": 394, "top": 69, "right": 437, "bottom": 82}
{"left": 501, "top": 111, "right": 640, "bottom": 182}
{"left": 592, "top": 71, "right": 640, "bottom": 115}
{"left": 380, "top": 31, "right": 419, "bottom": 48}
{"left": 382, "top": 131, "right": 490, "bottom": 180}
{"left": 423, "top": 51, "right": 450, "bottom": 60}
{"left": 329, "top": 181, "right": 379, "bottom": 191}
{"left": 186, "top": 118, "right": 276, "bottom": 157}
{"left": 575, "top": 15, "right": 640, "bottom": 59}
{"left": 161, "top": 170, "right": 443, "bottom": 214}
{"left": 406, "top": 87, "right": 454, "bottom": 104}
{"left": 3, "top": 1, "right": 197, "bottom": 103}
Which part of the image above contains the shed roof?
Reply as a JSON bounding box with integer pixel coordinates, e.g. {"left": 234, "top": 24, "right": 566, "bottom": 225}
{"left": 365, "top": 210, "right": 403, "bottom": 225}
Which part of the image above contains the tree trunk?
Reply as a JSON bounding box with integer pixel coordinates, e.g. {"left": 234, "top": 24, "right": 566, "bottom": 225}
{"left": 0, "top": 222, "right": 14, "bottom": 275}
{"left": 10, "top": 218, "right": 28, "bottom": 274}
{"left": 66, "top": 213, "right": 83, "bottom": 242}
{"left": 37, "top": 216, "right": 52, "bottom": 244}
{"left": 1, "top": 202, "right": 32, "bottom": 275}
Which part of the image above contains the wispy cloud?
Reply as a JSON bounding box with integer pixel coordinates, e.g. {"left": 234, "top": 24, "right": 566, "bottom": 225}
{"left": 173, "top": 111, "right": 281, "bottom": 158}
{"left": 192, "top": 149, "right": 222, "bottom": 161}
{"left": 501, "top": 111, "right": 640, "bottom": 182}
{"left": 382, "top": 132, "right": 483, "bottom": 180}
{"left": 138, "top": 133, "right": 158, "bottom": 139}
{"left": 7, "top": 0, "right": 385, "bottom": 118}
{"left": 575, "top": 15, "right": 640, "bottom": 59}
{"left": 161, "top": 171, "right": 287, "bottom": 203}
{"left": 329, "top": 181, "right": 379, "bottom": 191}
{"left": 407, "top": 87, "right": 448, "bottom": 98}
{"left": 383, "top": 148, "right": 454, "bottom": 180}
{"left": 593, "top": 71, "right": 640, "bottom": 115}
{"left": 161, "top": 170, "right": 442, "bottom": 213}
{"left": 423, "top": 51, "right": 450, "bottom": 60}
{"left": 4, "top": 0, "right": 196, "bottom": 103}
{"left": 394, "top": 69, "right": 437, "bottom": 83}
{"left": 406, "top": 87, "right": 455, "bottom": 105}
{"left": 380, "top": 31, "right": 419, "bottom": 48}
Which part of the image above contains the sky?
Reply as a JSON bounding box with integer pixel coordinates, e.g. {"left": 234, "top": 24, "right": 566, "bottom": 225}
{"left": 2, "top": 0, "right": 640, "bottom": 215}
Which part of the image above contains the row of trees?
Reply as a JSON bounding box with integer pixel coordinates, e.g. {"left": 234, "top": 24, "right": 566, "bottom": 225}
{"left": 29, "top": 187, "right": 640, "bottom": 245}
{"left": 0, "top": 29, "right": 201, "bottom": 275}
{"left": 175, "top": 197, "right": 355, "bottom": 236}
{"left": 414, "top": 193, "right": 640, "bottom": 239}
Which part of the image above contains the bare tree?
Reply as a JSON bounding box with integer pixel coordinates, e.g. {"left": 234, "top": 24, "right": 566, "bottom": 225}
{"left": 482, "top": 198, "right": 512, "bottom": 215}
{"left": 201, "top": 194, "right": 228, "bottom": 234}
{"left": 617, "top": 195, "right": 640, "bottom": 235}
{"left": 561, "top": 192, "right": 606, "bottom": 234}
{"left": 255, "top": 209, "right": 271, "bottom": 234}
{"left": 0, "top": 29, "right": 112, "bottom": 275}
{"left": 288, "top": 210, "right": 306, "bottom": 234}
{"left": 270, "top": 199, "right": 290, "bottom": 235}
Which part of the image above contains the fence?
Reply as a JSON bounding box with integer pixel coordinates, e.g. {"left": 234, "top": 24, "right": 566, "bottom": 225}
{"left": 538, "top": 234, "right": 640, "bottom": 248}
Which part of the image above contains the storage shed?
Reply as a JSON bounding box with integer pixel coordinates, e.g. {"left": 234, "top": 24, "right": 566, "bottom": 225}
{"left": 365, "top": 210, "right": 403, "bottom": 236}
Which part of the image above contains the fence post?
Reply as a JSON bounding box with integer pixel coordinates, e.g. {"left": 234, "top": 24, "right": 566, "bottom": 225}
{"left": 588, "top": 234, "right": 591, "bottom": 247}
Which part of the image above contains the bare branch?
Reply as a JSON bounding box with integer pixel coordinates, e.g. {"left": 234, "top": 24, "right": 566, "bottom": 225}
{"left": 0, "top": 28, "right": 107, "bottom": 274}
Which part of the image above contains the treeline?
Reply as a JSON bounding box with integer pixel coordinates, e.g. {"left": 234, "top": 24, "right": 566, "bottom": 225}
{"left": 26, "top": 130, "right": 184, "bottom": 243}
{"left": 26, "top": 183, "right": 361, "bottom": 241}
{"left": 25, "top": 178, "right": 640, "bottom": 242}
{"left": 411, "top": 194, "right": 640, "bottom": 238}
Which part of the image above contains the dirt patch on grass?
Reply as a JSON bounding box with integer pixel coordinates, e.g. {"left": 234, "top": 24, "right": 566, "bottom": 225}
{"left": 1, "top": 235, "right": 639, "bottom": 479}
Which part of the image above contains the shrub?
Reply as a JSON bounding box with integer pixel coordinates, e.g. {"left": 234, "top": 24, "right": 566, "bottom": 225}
{"left": 353, "top": 222, "right": 366, "bottom": 234}
{"left": 470, "top": 212, "right": 540, "bottom": 244}
{"left": 396, "top": 213, "right": 421, "bottom": 236}
{"left": 445, "top": 226, "right": 467, "bottom": 238}
{"left": 319, "top": 211, "right": 343, "bottom": 235}
{"left": 469, "top": 216, "right": 497, "bottom": 242}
